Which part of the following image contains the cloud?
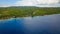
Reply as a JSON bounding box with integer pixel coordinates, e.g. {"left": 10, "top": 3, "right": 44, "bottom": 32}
{"left": 36, "top": 4, "right": 60, "bottom": 7}
{"left": 0, "top": 0, "right": 60, "bottom": 7}
{"left": 36, "top": 0, "right": 59, "bottom": 4}
{"left": 14, "top": 0, "right": 59, "bottom": 6}
{"left": 14, "top": 0, "right": 35, "bottom": 6}
{"left": 0, "top": 5, "right": 11, "bottom": 7}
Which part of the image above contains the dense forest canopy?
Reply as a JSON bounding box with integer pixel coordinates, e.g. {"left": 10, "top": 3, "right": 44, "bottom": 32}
{"left": 0, "top": 6, "right": 60, "bottom": 19}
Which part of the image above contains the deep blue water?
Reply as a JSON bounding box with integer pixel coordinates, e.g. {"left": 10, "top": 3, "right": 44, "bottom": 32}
{"left": 0, "top": 14, "right": 60, "bottom": 34}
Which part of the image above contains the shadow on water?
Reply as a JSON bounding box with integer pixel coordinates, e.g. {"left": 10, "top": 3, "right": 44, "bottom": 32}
{"left": 0, "top": 14, "right": 60, "bottom": 34}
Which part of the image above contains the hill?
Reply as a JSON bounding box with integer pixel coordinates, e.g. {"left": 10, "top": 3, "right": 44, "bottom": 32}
{"left": 0, "top": 6, "right": 60, "bottom": 19}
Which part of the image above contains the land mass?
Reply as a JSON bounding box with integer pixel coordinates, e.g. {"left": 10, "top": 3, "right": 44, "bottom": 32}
{"left": 0, "top": 6, "right": 60, "bottom": 19}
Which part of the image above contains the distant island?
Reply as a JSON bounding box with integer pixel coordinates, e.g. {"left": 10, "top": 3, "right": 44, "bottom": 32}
{"left": 0, "top": 6, "right": 60, "bottom": 19}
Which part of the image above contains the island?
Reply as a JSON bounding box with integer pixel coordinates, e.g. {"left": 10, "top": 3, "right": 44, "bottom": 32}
{"left": 0, "top": 6, "right": 60, "bottom": 19}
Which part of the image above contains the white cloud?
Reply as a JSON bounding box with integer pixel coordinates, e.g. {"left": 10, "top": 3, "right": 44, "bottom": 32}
{"left": 0, "top": 0, "right": 60, "bottom": 7}
{"left": 36, "top": 0, "right": 59, "bottom": 4}
{"left": 0, "top": 5, "right": 10, "bottom": 7}
{"left": 14, "top": 0, "right": 35, "bottom": 6}
{"left": 36, "top": 4, "right": 60, "bottom": 7}
{"left": 14, "top": 0, "right": 59, "bottom": 6}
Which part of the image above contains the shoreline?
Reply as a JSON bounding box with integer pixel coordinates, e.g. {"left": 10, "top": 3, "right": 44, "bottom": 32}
{"left": 0, "top": 14, "right": 60, "bottom": 20}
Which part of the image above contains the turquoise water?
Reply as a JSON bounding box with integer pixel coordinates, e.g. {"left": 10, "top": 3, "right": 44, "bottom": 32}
{"left": 0, "top": 14, "right": 60, "bottom": 34}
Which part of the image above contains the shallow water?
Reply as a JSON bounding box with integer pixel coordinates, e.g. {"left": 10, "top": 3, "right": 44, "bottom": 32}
{"left": 0, "top": 14, "right": 60, "bottom": 34}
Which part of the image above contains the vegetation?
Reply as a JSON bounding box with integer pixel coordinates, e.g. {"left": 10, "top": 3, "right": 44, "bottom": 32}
{"left": 0, "top": 6, "right": 60, "bottom": 19}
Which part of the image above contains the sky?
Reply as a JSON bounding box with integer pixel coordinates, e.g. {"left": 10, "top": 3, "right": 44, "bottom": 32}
{"left": 0, "top": 0, "right": 60, "bottom": 7}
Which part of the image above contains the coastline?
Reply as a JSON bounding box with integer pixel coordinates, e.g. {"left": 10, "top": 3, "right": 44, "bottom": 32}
{"left": 0, "top": 14, "right": 60, "bottom": 20}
